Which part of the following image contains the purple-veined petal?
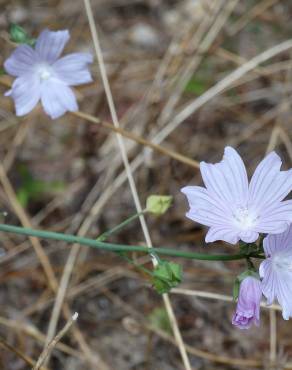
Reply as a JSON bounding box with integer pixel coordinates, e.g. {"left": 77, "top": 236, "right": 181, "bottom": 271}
{"left": 205, "top": 226, "right": 239, "bottom": 244}
{"left": 40, "top": 78, "right": 78, "bottom": 119}
{"left": 249, "top": 151, "right": 292, "bottom": 211}
{"left": 35, "top": 29, "right": 70, "bottom": 63}
{"left": 7, "top": 73, "right": 40, "bottom": 116}
{"left": 260, "top": 259, "right": 275, "bottom": 305}
{"left": 260, "top": 227, "right": 292, "bottom": 319}
{"left": 263, "top": 226, "right": 292, "bottom": 257}
{"left": 182, "top": 186, "right": 233, "bottom": 227}
{"left": 53, "top": 52, "right": 93, "bottom": 86}
{"left": 232, "top": 277, "right": 262, "bottom": 329}
{"left": 239, "top": 230, "right": 259, "bottom": 243}
{"left": 4, "top": 45, "right": 37, "bottom": 77}
{"left": 256, "top": 200, "right": 292, "bottom": 234}
{"left": 200, "top": 147, "right": 248, "bottom": 207}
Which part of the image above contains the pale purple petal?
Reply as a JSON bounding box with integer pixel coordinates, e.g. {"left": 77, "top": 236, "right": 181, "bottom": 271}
{"left": 260, "top": 227, "right": 292, "bottom": 319}
{"left": 263, "top": 226, "right": 292, "bottom": 256}
{"left": 238, "top": 230, "right": 259, "bottom": 243}
{"left": 249, "top": 152, "right": 292, "bottom": 211}
{"left": 53, "top": 53, "right": 93, "bottom": 86}
{"left": 182, "top": 186, "right": 233, "bottom": 228}
{"left": 181, "top": 146, "right": 292, "bottom": 245}
{"left": 7, "top": 74, "right": 40, "bottom": 116}
{"left": 232, "top": 277, "right": 262, "bottom": 329}
{"left": 40, "top": 78, "right": 78, "bottom": 119}
{"left": 200, "top": 147, "right": 248, "bottom": 206}
{"left": 205, "top": 226, "right": 239, "bottom": 244}
{"left": 35, "top": 29, "right": 70, "bottom": 63}
{"left": 4, "top": 45, "right": 37, "bottom": 77}
{"left": 256, "top": 200, "right": 292, "bottom": 234}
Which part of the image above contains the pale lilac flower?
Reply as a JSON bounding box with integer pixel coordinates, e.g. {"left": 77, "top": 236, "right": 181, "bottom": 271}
{"left": 260, "top": 226, "right": 292, "bottom": 320}
{"left": 4, "top": 29, "right": 93, "bottom": 119}
{"left": 232, "top": 276, "right": 262, "bottom": 329}
{"left": 181, "top": 146, "right": 292, "bottom": 244}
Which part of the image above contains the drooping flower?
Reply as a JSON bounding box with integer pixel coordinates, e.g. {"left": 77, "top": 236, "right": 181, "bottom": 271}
{"left": 4, "top": 29, "right": 93, "bottom": 119}
{"left": 260, "top": 226, "right": 292, "bottom": 320}
{"left": 181, "top": 146, "right": 292, "bottom": 244}
{"left": 232, "top": 276, "right": 262, "bottom": 329}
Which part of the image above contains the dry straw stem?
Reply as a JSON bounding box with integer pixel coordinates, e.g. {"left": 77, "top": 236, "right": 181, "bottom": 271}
{"left": 0, "top": 315, "right": 84, "bottom": 361}
{"left": 152, "top": 38, "right": 292, "bottom": 146}
{"left": 229, "top": 0, "right": 281, "bottom": 36}
{"left": 73, "top": 111, "right": 199, "bottom": 169}
{"left": 83, "top": 1, "right": 192, "bottom": 369}
{"left": 0, "top": 336, "right": 48, "bottom": 370}
{"left": 0, "top": 77, "right": 199, "bottom": 170}
{"left": 33, "top": 312, "right": 78, "bottom": 370}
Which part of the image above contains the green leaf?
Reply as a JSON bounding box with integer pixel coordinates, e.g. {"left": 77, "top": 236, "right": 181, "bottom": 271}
{"left": 16, "top": 164, "right": 65, "bottom": 207}
{"left": 152, "top": 261, "right": 182, "bottom": 294}
{"left": 146, "top": 195, "right": 173, "bottom": 215}
{"left": 148, "top": 307, "right": 172, "bottom": 334}
{"left": 184, "top": 78, "right": 206, "bottom": 95}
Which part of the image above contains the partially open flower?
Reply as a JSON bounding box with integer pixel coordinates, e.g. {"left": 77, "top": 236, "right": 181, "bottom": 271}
{"left": 232, "top": 276, "right": 262, "bottom": 329}
{"left": 181, "top": 147, "right": 292, "bottom": 244}
{"left": 260, "top": 226, "right": 292, "bottom": 320}
{"left": 4, "top": 29, "right": 93, "bottom": 119}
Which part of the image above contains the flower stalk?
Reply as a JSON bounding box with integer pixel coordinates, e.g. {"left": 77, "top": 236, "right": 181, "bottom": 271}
{"left": 0, "top": 223, "right": 264, "bottom": 261}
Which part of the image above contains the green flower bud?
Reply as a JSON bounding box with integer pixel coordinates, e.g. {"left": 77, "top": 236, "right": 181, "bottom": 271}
{"left": 146, "top": 195, "right": 173, "bottom": 215}
{"left": 152, "top": 261, "right": 182, "bottom": 294}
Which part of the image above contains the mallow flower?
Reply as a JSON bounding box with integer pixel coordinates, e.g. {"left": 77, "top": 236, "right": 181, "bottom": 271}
{"left": 260, "top": 226, "right": 292, "bottom": 320}
{"left": 232, "top": 276, "right": 262, "bottom": 329}
{"left": 181, "top": 146, "right": 292, "bottom": 244}
{"left": 4, "top": 29, "right": 93, "bottom": 119}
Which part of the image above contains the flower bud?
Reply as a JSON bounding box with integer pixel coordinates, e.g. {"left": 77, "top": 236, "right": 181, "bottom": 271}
{"left": 232, "top": 276, "right": 262, "bottom": 329}
{"left": 146, "top": 195, "right": 172, "bottom": 215}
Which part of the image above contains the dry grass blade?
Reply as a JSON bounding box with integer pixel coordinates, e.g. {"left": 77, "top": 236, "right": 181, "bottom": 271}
{"left": 0, "top": 336, "right": 47, "bottom": 370}
{"left": 83, "top": 1, "right": 192, "bottom": 369}
{"left": 33, "top": 313, "right": 78, "bottom": 370}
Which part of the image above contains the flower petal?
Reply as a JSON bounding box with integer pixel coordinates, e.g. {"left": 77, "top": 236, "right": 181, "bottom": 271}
{"left": 263, "top": 226, "right": 292, "bottom": 257}
{"left": 256, "top": 200, "right": 292, "bottom": 234}
{"left": 7, "top": 74, "right": 40, "bottom": 116}
{"left": 40, "top": 78, "right": 78, "bottom": 119}
{"left": 205, "top": 226, "right": 239, "bottom": 244}
{"left": 53, "top": 52, "right": 93, "bottom": 86}
{"left": 181, "top": 186, "right": 233, "bottom": 227}
{"left": 4, "top": 45, "right": 37, "bottom": 77}
{"left": 35, "top": 29, "right": 70, "bottom": 63}
{"left": 200, "top": 146, "right": 248, "bottom": 207}
{"left": 239, "top": 230, "right": 259, "bottom": 243}
{"left": 249, "top": 151, "right": 292, "bottom": 211}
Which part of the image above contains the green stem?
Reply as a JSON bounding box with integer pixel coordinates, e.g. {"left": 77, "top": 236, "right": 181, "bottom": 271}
{"left": 0, "top": 223, "right": 263, "bottom": 261}
{"left": 97, "top": 210, "right": 147, "bottom": 241}
{"left": 117, "top": 252, "right": 153, "bottom": 276}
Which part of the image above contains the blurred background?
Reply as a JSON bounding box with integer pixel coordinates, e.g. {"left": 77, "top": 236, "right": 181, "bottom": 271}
{"left": 0, "top": 0, "right": 292, "bottom": 369}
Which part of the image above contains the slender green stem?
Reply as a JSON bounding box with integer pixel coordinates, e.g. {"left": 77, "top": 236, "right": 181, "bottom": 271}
{"left": 97, "top": 210, "right": 147, "bottom": 241}
{"left": 0, "top": 223, "right": 263, "bottom": 261}
{"left": 117, "top": 252, "right": 153, "bottom": 276}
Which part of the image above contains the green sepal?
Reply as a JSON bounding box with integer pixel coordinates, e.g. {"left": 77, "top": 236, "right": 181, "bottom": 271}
{"left": 146, "top": 195, "right": 173, "bottom": 216}
{"left": 152, "top": 261, "right": 182, "bottom": 294}
{"left": 9, "top": 23, "right": 36, "bottom": 46}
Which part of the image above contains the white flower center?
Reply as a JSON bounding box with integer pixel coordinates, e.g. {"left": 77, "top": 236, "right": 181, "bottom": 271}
{"left": 273, "top": 253, "right": 292, "bottom": 273}
{"left": 36, "top": 65, "right": 53, "bottom": 81}
{"left": 232, "top": 206, "right": 258, "bottom": 230}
